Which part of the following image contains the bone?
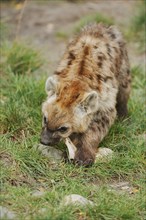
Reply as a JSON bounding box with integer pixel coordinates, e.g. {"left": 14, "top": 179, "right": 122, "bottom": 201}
{"left": 65, "top": 138, "right": 77, "bottom": 160}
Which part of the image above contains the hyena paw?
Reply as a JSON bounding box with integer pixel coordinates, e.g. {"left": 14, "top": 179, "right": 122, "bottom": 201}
{"left": 74, "top": 151, "right": 95, "bottom": 167}
{"left": 74, "top": 158, "right": 94, "bottom": 167}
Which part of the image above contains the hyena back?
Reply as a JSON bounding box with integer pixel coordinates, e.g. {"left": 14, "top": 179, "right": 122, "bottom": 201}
{"left": 41, "top": 23, "right": 131, "bottom": 166}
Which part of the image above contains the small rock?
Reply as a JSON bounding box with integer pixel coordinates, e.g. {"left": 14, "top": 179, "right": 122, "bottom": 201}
{"left": 60, "top": 194, "right": 94, "bottom": 207}
{"left": 109, "top": 181, "right": 136, "bottom": 194}
{"left": 34, "top": 144, "right": 63, "bottom": 162}
{"left": 110, "top": 181, "right": 130, "bottom": 189}
{"left": 121, "top": 186, "right": 130, "bottom": 190}
{"left": 38, "top": 208, "right": 48, "bottom": 214}
{"left": 95, "top": 148, "right": 113, "bottom": 161}
{"left": 46, "top": 23, "right": 54, "bottom": 34}
{"left": 31, "top": 190, "right": 46, "bottom": 197}
{"left": 0, "top": 206, "right": 16, "bottom": 220}
{"left": 38, "top": 208, "right": 47, "bottom": 214}
{"left": 137, "top": 133, "right": 146, "bottom": 141}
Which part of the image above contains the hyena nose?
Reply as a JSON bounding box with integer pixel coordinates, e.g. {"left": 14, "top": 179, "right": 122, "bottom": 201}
{"left": 40, "top": 128, "right": 53, "bottom": 146}
{"left": 40, "top": 135, "right": 53, "bottom": 146}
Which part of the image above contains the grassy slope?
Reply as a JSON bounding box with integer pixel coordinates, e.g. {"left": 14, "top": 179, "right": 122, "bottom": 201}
{"left": 0, "top": 5, "right": 145, "bottom": 220}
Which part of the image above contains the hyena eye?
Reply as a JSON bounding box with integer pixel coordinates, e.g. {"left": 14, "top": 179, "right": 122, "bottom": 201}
{"left": 57, "top": 126, "right": 68, "bottom": 133}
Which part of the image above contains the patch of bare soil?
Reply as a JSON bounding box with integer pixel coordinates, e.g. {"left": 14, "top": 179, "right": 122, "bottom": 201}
{"left": 0, "top": 151, "right": 14, "bottom": 167}
{"left": 0, "top": 151, "right": 36, "bottom": 186}
{"left": 1, "top": 0, "right": 144, "bottom": 74}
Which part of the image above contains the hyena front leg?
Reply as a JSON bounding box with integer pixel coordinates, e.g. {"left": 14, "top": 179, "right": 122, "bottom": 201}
{"left": 72, "top": 135, "right": 98, "bottom": 167}
{"left": 70, "top": 109, "right": 117, "bottom": 166}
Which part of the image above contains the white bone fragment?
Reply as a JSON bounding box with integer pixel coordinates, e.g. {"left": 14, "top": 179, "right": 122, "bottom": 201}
{"left": 65, "top": 138, "right": 77, "bottom": 160}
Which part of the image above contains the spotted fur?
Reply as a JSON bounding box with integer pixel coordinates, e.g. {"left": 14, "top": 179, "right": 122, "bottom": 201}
{"left": 41, "top": 23, "right": 131, "bottom": 166}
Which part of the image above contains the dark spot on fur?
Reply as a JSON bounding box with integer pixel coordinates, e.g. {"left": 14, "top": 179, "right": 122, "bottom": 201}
{"left": 120, "top": 48, "right": 124, "bottom": 57}
{"left": 54, "top": 71, "right": 61, "bottom": 75}
{"left": 128, "top": 78, "right": 132, "bottom": 83}
{"left": 54, "top": 69, "right": 68, "bottom": 77}
{"left": 106, "top": 43, "right": 110, "bottom": 52}
{"left": 68, "top": 52, "right": 76, "bottom": 66}
{"left": 84, "top": 46, "right": 89, "bottom": 56}
{"left": 94, "top": 45, "right": 98, "bottom": 49}
{"left": 98, "top": 55, "right": 103, "bottom": 61}
{"left": 96, "top": 75, "right": 100, "bottom": 81}
{"left": 102, "top": 117, "right": 109, "bottom": 124}
{"left": 89, "top": 75, "right": 93, "bottom": 80}
{"left": 98, "top": 54, "right": 106, "bottom": 62}
{"left": 96, "top": 110, "right": 100, "bottom": 115}
{"left": 113, "top": 46, "right": 119, "bottom": 53}
{"left": 78, "top": 46, "right": 89, "bottom": 75}
{"left": 79, "top": 60, "right": 84, "bottom": 75}
{"left": 107, "top": 29, "right": 116, "bottom": 40}
{"left": 111, "top": 33, "right": 116, "bottom": 39}
{"left": 118, "top": 42, "right": 123, "bottom": 48}
{"left": 104, "top": 76, "right": 113, "bottom": 82}
{"left": 69, "top": 52, "right": 76, "bottom": 59}
{"left": 96, "top": 75, "right": 103, "bottom": 92}
{"left": 63, "top": 86, "right": 67, "bottom": 91}
{"left": 127, "top": 69, "right": 130, "bottom": 75}
{"left": 109, "top": 108, "right": 114, "bottom": 113}
{"left": 96, "top": 75, "right": 104, "bottom": 81}
{"left": 82, "top": 42, "right": 85, "bottom": 48}
{"left": 101, "top": 122, "right": 105, "bottom": 127}
{"left": 98, "top": 62, "right": 103, "bottom": 68}
{"left": 106, "top": 43, "right": 112, "bottom": 60}
{"left": 72, "top": 93, "right": 80, "bottom": 100}
{"left": 68, "top": 60, "right": 72, "bottom": 65}
{"left": 122, "top": 83, "right": 128, "bottom": 88}
{"left": 95, "top": 118, "right": 100, "bottom": 123}
{"left": 91, "top": 126, "right": 96, "bottom": 132}
{"left": 110, "top": 66, "right": 115, "bottom": 73}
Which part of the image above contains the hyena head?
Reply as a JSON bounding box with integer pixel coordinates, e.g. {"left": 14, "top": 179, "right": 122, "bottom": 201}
{"left": 40, "top": 76, "right": 99, "bottom": 145}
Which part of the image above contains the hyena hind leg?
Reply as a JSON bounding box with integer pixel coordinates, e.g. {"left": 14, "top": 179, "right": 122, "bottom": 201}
{"left": 116, "top": 84, "right": 131, "bottom": 118}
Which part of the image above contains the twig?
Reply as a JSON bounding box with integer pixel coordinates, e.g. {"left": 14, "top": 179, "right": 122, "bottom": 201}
{"left": 15, "top": 0, "right": 28, "bottom": 40}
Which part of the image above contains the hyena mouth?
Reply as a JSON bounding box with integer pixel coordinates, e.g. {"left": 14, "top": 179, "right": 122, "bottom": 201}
{"left": 40, "top": 137, "right": 61, "bottom": 146}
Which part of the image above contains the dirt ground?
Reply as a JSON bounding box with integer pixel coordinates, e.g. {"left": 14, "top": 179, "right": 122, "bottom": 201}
{"left": 1, "top": 0, "right": 145, "bottom": 74}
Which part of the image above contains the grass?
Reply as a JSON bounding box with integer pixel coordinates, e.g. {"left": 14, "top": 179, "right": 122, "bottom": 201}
{"left": 125, "top": 0, "right": 145, "bottom": 51}
{"left": 56, "top": 31, "right": 69, "bottom": 40}
{"left": 74, "top": 13, "right": 113, "bottom": 33}
{"left": 0, "top": 42, "right": 145, "bottom": 220}
{"left": 1, "top": 42, "right": 43, "bottom": 75}
{"left": 0, "top": 21, "right": 8, "bottom": 41}
{"left": 0, "top": 5, "right": 145, "bottom": 220}
{"left": 55, "top": 12, "right": 113, "bottom": 41}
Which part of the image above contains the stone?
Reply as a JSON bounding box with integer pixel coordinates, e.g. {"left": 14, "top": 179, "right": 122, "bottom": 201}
{"left": 31, "top": 190, "right": 46, "bottom": 197}
{"left": 35, "top": 144, "right": 113, "bottom": 164}
{"left": 95, "top": 147, "right": 114, "bottom": 161}
{"left": 109, "top": 181, "right": 136, "bottom": 194}
{"left": 0, "top": 206, "right": 16, "bottom": 220}
{"left": 60, "top": 194, "right": 94, "bottom": 207}
{"left": 34, "top": 144, "right": 63, "bottom": 162}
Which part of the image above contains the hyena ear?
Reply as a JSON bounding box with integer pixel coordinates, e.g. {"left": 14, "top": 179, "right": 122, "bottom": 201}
{"left": 80, "top": 91, "right": 99, "bottom": 114}
{"left": 45, "top": 76, "right": 58, "bottom": 96}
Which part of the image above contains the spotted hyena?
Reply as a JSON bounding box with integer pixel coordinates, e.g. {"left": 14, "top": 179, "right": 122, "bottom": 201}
{"left": 40, "top": 23, "right": 131, "bottom": 166}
